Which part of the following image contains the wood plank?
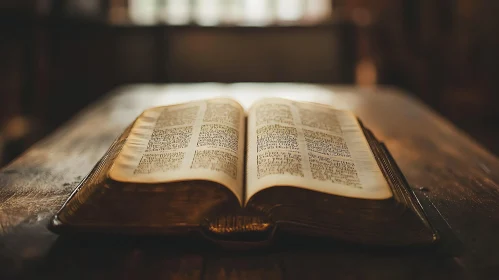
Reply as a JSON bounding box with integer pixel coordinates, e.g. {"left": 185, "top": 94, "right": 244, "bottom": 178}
{"left": 0, "top": 83, "right": 498, "bottom": 279}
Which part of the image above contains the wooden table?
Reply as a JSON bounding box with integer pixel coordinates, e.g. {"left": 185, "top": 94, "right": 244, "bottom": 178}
{"left": 1, "top": 84, "right": 498, "bottom": 279}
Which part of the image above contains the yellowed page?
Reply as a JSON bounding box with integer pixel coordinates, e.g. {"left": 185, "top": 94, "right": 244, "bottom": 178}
{"left": 109, "top": 98, "right": 245, "bottom": 204}
{"left": 246, "top": 98, "right": 392, "bottom": 203}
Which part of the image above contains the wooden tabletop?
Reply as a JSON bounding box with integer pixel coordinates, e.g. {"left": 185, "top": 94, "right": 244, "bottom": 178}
{"left": 1, "top": 83, "right": 498, "bottom": 279}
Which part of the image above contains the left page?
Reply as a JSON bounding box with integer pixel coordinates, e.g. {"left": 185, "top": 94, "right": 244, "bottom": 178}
{"left": 109, "top": 98, "right": 245, "bottom": 204}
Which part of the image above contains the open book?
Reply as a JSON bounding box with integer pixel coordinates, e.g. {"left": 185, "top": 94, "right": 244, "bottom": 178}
{"left": 50, "top": 98, "right": 437, "bottom": 246}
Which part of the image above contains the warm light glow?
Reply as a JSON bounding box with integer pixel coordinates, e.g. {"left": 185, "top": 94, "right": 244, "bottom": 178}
{"left": 223, "top": 0, "right": 244, "bottom": 24}
{"left": 304, "top": 0, "right": 332, "bottom": 22}
{"left": 124, "top": 0, "right": 333, "bottom": 26}
{"left": 276, "top": 0, "right": 304, "bottom": 22}
{"left": 241, "top": 0, "right": 272, "bottom": 26}
{"left": 194, "top": 0, "right": 221, "bottom": 26}
{"left": 153, "top": 83, "right": 354, "bottom": 111}
{"left": 128, "top": 0, "right": 157, "bottom": 25}
{"left": 163, "top": 0, "right": 191, "bottom": 25}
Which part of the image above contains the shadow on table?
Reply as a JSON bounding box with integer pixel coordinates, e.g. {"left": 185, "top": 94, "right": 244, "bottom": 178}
{"left": 32, "top": 234, "right": 468, "bottom": 280}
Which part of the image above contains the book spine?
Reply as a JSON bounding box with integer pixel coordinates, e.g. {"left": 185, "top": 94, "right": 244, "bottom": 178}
{"left": 200, "top": 214, "right": 276, "bottom": 246}
{"left": 204, "top": 214, "right": 272, "bottom": 235}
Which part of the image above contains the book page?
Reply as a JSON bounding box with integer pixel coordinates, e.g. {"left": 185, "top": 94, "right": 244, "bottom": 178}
{"left": 246, "top": 98, "right": 392, "bottom": 203}
{"left": 109, "top": 98, "right": 245, "bottom": 204}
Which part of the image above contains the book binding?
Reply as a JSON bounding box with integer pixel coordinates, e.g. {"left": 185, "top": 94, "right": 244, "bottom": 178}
{"left": 48, "top": 121, "right": 438, "bottom": 247}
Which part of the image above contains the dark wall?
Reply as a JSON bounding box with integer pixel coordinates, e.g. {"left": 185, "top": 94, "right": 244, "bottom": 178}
{"left": 1, "top": 0, "right": 499, "bottom": 166}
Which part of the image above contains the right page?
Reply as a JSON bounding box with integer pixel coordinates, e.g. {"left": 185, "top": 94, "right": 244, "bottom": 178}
{"left": 246, "top": 98, "right": 393, "bottom": 204}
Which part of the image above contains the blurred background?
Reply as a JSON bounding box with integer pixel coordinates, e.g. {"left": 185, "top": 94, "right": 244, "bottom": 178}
{"left": 1, "top": 0, "right": 498, "bottom": 167}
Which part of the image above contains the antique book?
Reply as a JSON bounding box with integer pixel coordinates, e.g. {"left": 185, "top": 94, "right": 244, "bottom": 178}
{"left": 49, "top": 98, "right": 438, "bottom": 246}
